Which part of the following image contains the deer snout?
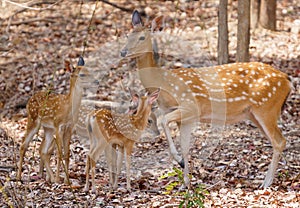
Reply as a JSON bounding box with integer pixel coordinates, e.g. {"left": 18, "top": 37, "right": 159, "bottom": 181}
{"left": 120, "top": 48, "right": 128, "bottom": 57}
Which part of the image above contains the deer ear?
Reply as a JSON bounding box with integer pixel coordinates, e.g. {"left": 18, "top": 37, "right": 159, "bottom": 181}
{"left": 129, "top": 88, "right": 139, "bottom": 105}
{"left": 151, "top": 15, "right": 164, "bottom": 32}
{"left": 77, "top": 56, "right": 85, "bottom": 66}
{"left": 149, "top": 88, "right": 160, "bottom": 104}
{"left": 132, "top": 10, "right": 143, "bottom": 27}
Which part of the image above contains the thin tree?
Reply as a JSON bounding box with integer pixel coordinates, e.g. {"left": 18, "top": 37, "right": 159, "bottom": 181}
{"left": 251, "top": 0, "right": 260, "bottom": 29}
{"left": 237, "top": 0, "right": 250, "bottom": 62}
{"left": 259, "top": 0, "right": 276, "bottom": 30}
{"left": 218, "top": 0, "right": 229, "bottom": 65}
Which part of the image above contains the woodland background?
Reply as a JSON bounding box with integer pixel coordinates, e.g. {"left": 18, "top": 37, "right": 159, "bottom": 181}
{"left": 0, "top": 0, "right": 299, "bottom": 207}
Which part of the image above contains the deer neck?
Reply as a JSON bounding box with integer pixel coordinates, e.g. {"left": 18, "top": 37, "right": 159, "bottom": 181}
{"left": 136, "top": 52, "right": 158, "bottom": 69}
{"left": 67, "top": 76, "right": 83, "bottom": 122}
{"left": 131, "top": 106, "right": 150, "bottom": 130}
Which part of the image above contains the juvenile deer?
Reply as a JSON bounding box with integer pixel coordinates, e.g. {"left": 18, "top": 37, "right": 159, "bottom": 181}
{"left": 120, "top": 10, "right": 292, "bottom": 188}
{"left": 84, "top": 89, "right": 160, "bottom": 192}
{"left": 17, "top": 57, "right": 90, "bottom": 183}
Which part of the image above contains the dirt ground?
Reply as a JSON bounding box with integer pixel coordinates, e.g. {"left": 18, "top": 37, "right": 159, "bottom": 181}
{"left": 0, "top": 0, "right": 299, "bottom": 207}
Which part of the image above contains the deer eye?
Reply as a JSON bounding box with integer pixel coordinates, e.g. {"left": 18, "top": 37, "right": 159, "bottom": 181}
{"left": 139, "top": 36, "right": 145, "bottom": 40}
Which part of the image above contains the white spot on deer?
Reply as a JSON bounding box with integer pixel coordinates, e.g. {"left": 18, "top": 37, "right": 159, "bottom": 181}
{"left": 272, "top": 73, "right": 276, "bottom": 77}
{"left": 234, "top": 97, "right": 244, "bottom": 101}
{"left": 232, "top": 71, "right": 236, "bottom": 75}
{"left": 238, "top": 68, "right": 244, "bottom": 72}
{"left": 193, "top": 85, "right": 203, "bottom": 91}
{"left": 242, "top": 91, "right": 248, "bottom": 96}
{"left": 239, "top": 79, "right": 244, "bottom": 83}
{"left": 272, "top": 87, "right": 276, "bottom": 92}
{"left": 222, "top": 77, "right": 227, "bottom": 81}
{"left": 257, "top": 78, "right": 264, "bottom": 83}
{"left": 233, "top": 84, "right": 238, "bottom": 88}
{"left": 209, "top": 88, "right": 224, "bottom": 92}
{"left": 249, "top": 84, "right": 253, "bottom": 88}
{"left": 193, "top": 93, "right": 207, "bottom": 98}
{"left": 245, "top": 80, "right": 249, "bottom": 84}
{"left": 277, "top": 81, "right": 281, "bottom": 86}
{"left": 268, "top": 92, "right": 272, "bottom": 98}
{"left": 249, "top": 98, "right": 257, "bottom": 104}
{"left": 185, "top": 80, "right": 192, "bottom": 85}
{"left": 251, "top": 70, "right": 256, "bottom": 75}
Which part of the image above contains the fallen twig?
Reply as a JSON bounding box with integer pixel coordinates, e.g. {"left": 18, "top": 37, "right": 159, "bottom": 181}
{"left": 99, "top": 0, "right": 132, "bottom": 13}
{"left": 7, "top": 17, "right": 57, "bottom": 26}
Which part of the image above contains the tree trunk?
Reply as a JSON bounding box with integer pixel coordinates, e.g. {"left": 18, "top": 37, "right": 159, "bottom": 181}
{"left": 259, "top": 0, "right": 276, "bottom": 30}
{"left": 251, "top": 0, "right": 260, "bottom": 29}
{"left": 218, "top": 0, "right": 229, "bottom": 65}
{"left": 237, "top": 0, "right": 250, "bottom": 62}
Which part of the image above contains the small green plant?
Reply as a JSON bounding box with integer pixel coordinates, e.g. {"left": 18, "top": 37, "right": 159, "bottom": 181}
{"left": 159, "top": 167, "right": 209, "bottom": 208}
{"left": 278, "top": 170, "right": 289, "bottom": 179}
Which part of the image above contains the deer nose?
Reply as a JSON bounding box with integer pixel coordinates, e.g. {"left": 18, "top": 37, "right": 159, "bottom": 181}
{"left": 120, "top": 49, "right": 128, "bottom": 57}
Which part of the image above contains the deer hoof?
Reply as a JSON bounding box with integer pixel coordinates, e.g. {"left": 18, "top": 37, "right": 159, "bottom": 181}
{"left": 178, "top": 159, "right": 185, "bottom": 168}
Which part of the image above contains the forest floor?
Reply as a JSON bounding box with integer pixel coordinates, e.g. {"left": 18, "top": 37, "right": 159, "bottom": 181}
{"left": 0, "top": 0, "right": 299, "bottom": 207}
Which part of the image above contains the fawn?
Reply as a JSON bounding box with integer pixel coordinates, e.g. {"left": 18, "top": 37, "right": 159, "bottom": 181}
{"left": 84, "top": 89, "right": 160, "bottom": 192}
{"left": 120, "top": 10, "right": 292, "bottom": 188}
{"left": 17, "top": 57, "right": 92, "bottom": 183}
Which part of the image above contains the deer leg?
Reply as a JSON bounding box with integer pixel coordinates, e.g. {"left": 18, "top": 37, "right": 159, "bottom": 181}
{"left": 124, "top": 146, "right": 132, "bottom": 191}
{"left": 88, "top": 140, "right": 108, "bottom": 193}
{"left": 17, "top": 118, "right": 41, "bottom": 181}
{"left": 62, "top": 125, "right": 72, "bottom": 184}
{"left": 90, "top": 157, "right": 97, "bottom": 193}
{"left": 84, "top": 155, "right": 91, "bottom": 192}
{"left": 39, "top": 138, "right": 55, "bottom": 179}
{"left": 87, "top": 138, "right": 108, "bottom": 193}
{"left": 39, "top": 139, "right": 45, "bottom": 179}
{"left": 105, "top": 144, "right": 117, "bottom": 189}
{"left": 39, "top": 127, "right": 56, "bottom": 181}
{"left": 162, "top": 109, "right": 184, "bottom": 166}
{"left": 250, "top": 111, "right": 286, "bottom": 188}
{"left": 40, "top": 127, "right": 56, "bottom": 183}
{"left": 54, "top": 128, "right": 64, "bottom": 183}
{"left": 179, "top": 121, "right": 196, "bottom": 188}
{"left": 115, "top": 146, "right": 124, "bottom": 189}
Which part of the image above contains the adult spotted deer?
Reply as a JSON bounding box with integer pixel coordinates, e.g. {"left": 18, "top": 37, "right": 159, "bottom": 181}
{"left": 17, "top": 57, "right": 91, "bottom": 183}
{"left": 120, "top": 10, "right": 292, "bottom": 188}
{"left": 84, "top": 89, "right": 160, "bottom": 192}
